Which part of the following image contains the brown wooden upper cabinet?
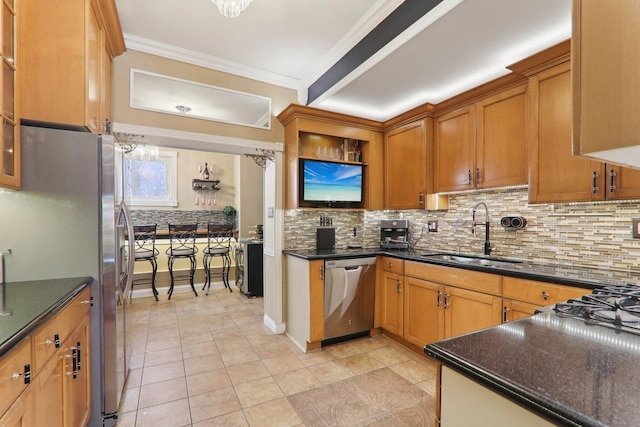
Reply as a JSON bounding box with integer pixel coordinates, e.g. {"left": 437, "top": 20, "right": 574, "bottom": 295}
{"left": 384, "top": 119, "right": 427, "bottom": 209}
{"left": 0, "top": 0, "right": 18, "bottom": 189}
{"left": 528, "top": 61, "right": 640, "bottom": 203}
{"left": 434, "top": 85, "right": 527, "bottom": 193}
{"left": 572, "top": 0, "right": 640, "bottom": 170}
{"left": 20, "top": 0, "right": 125, "bottom": 133}
{"left": 278, "top": 104, "right": 384, "bottom": 210}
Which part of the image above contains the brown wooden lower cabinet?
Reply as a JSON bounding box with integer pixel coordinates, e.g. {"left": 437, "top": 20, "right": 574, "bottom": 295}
{"left": 0, "top": 387, "right": 33, "bottom": 427}
{"left": 381, "top": 270, "right": 404, "bottom": 337}
{"left": 502, "top": 299, "right": 539, "bottom": 322}
{"left": 1, "top": 288, "right": 91, "bottom": 426}
{"left": 383, "top": 263, "right": 503, "bottom": 346}
{"left": 381, "top": 261, "right": 589, "bottom": 348}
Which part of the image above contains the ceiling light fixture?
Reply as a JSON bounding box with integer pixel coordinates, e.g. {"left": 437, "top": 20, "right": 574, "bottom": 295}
{"left": 212, "top": 0, "right": 254, "bottom": 18}
{"left": 175, "top": 105, "right": 192, "bottom": 115}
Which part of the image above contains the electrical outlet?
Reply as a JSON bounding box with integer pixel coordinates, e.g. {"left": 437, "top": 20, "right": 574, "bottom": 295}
{"left": 633, "top": 219, "right": 640, "bottom": 238}
{"left": 427, "top": 220, "right": 438, "bottom": 232}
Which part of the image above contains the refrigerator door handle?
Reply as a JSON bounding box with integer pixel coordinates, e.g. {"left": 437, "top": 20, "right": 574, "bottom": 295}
{"left": 117, "top": 201, "right": 136, "bottom": 298}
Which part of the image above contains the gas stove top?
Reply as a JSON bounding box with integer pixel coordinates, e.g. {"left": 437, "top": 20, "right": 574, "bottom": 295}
{"left": 554, "top": 283, "right": 640, "bottom": 334}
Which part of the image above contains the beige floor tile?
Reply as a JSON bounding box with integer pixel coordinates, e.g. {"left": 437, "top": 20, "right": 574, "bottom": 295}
{"left": 262, "top": 353, "right": 305, "bottom": 376}
{"left": 144, "top": 346, "right": 183, "bottom": 367}
{"left": 369, "top": 345, "right": 413, "bottom": 366}
{"left": 186, "top": 367, "right": 232, "bottom": 396}
{"left": 234, "top": 376, "right": 284, "bottom": 408}
{"left": 182, "top": 341, "right": 219, "bottom": 359}
{"left": 340, "top": 352, "right": 385, "bottom": 375}
{"left": 189, "top": 386, "right": 242, "bottom": 423}
{"left": 216, "top": 336, "right": 252, "bottom": 353}
{"left": 180, "top": 331, "right": 214, "bottom": 346}
{"left": 135, "top": 398, "right": 192, "bottom": 427}
{"left": 324, "top": 340, "right": 365, "bottom": 359}
{"left": 192, "top": 410, "right": 248, "bottom": 427}
{"left": 244, "top": 331, "right": 280, "bottom": 347}
{"left": 273, "top": 368, "right": 322, "bottom": 396}
{"left": 297, "top": 350, "right": 336, "bottom": 367}
{"left": 142, "top": 360, "right": 185, "bottom": 385}
{"left": 146, "top": 335, "right": 182, "bottom": 352}
{"left": 220, "top": 347, "right": 260, "bottom": 367}
{"left": 416, "top": 376, "right": 438, "bottom": 397}
{"left": 243, "top": 397, "right": 302, "bottom": 427}
{"left": 138, "top": 377, "right": 188, "bottom": 409}
{"left": 129, "top": 352, "right": 146, "bottom": 370}
{"left": 307, "top": 360, "right": 355, "bottom": 384}
{"left": 118, "top": 386, "right": 140, "bottom": 413}
{"left": 126, "top": 368, "right": 143, "bottom": 389}
{"left": 184, "top": 352, "right": 226, "bottom": 376}
{"left": 114, "top": 410, "right": 137, "bottom": 427}
{"left": 389, "top": 358, "right": 437, "bottom": 384}
{"left": 253, "top": 341, "right": 293, "bottom": 360}
{"left": 226, "top": 360, "right": 271, "bottom": 385}
{"left": 147, "top": 326, "right": 180, "bottom": 341}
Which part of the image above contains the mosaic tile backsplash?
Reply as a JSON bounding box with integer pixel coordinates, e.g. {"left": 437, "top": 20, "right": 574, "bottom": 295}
{"left": 131, "top": 209, "right": 233, "bottom": 230}
{"left": 284, "top": 188, "right": 640, "bottom": 273}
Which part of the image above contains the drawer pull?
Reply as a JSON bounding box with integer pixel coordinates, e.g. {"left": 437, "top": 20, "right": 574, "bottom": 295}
{"left": 54, "top": 333, "right": 60, "bottom": 348}
{"left": 12, "top": 365, "right": 32, "bottom": 384}
{"left": 388, "top": 262, "right": 393, "bottom": 269}
{"left": 541, "top": 291, "right": 550, "bottom": 301}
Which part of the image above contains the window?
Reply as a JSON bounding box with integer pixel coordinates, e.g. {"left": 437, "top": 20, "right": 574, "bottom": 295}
{"left": 124, "top": 150, "right": 177, "bottom": 207}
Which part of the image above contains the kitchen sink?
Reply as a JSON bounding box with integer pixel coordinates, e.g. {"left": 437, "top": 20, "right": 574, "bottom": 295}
{"left": 420, "top": 253, "right": 522, "bottom": 268}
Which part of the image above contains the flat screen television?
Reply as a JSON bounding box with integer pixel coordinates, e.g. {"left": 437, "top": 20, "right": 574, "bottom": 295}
{"left": 299, "top": 158, "right": 364, "bottom": 208}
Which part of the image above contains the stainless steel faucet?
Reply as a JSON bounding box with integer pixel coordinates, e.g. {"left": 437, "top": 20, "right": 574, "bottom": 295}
{"left": 0, "top": 249, "right": 12, "bottom": 316}
{"left": 472, "top": 202, "right": 493, "bottom": 256}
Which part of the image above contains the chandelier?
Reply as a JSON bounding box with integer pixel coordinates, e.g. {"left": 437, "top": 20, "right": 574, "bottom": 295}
{"left": 212, "top": 0, "right": 254, "bottom": 18}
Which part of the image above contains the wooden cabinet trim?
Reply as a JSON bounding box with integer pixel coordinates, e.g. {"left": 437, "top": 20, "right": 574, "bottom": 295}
{"left": 308, "top": 259, "right": 325, "bottom": 343}
{"left": 502, "top": 276, "right": 588, "bottom": 306}
{"left": 0, "top": 338, "right": 31, "bottom": 417}
{"left": 404, "top": 261, "right": 502, "bottom": 296}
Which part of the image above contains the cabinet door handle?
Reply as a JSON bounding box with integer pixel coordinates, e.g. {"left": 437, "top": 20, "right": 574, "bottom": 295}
{"left": 444, "top": 292, "right": 450, "bottom": 308}
{"left": 503, "top": 306, "right": 510, "bottom": 323}
{"left": 77, "top": 341, "right": 82, "bottom": 371}
{"left": 592, "top": 171, "right": 599, "bottom": 194}
{"left": 467, "top": 170, "right": 472, "bottom": 185}
{"left": 396, "top": 280, "right": 401, "bottom": 294}
{"left": 320, "top": 266, "right": 324, "bottom": 280}
{"left": 72, "top": 347, "right": 78, "bottom": 379}
{"left": 436, "top": 290, "right": 441, "bottom": 307}
{"left": 541, "top": 291, "right": 550, "bottom": 301}
{"left": 476, "top": 168, "right": 481, "bottom": 185}
{"left": 419, "top": 192, "right": 424, "bottom": 206}
{"left": 609, "top": 169, "right": 617, "bottom": 193}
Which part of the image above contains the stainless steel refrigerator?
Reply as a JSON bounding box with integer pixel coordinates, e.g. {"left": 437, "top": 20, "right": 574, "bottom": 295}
{"left": 0, "top": 124, "right": 134, "bottom": 426}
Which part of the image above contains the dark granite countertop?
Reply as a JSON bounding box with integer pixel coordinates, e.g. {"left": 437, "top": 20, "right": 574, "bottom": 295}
{"left": 0, "top": 277, "right": 92, "bottom": 357}
{"left": 283, "top": 248, "right": 639, "bottom": 289}
{"left": 425, "top": 311, "right": 640, "bottom": 426}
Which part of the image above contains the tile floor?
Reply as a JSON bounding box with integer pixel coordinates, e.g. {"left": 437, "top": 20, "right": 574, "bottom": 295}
{"left": 115, "top": 286, "right": 437, "bottom": 426}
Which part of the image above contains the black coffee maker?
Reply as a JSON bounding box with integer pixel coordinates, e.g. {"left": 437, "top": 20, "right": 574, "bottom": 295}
{"left": 380, "top": 219, "right": 409, "bottom": 249}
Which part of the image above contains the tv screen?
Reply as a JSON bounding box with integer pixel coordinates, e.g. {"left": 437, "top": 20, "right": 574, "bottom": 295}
{"left": 299, "top": 158, "right": 364, "bottom": 208}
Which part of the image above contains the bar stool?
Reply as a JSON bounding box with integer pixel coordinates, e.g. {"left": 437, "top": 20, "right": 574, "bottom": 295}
{"left": 166, "top": 223, "right": 199, "bottom": 299}
{"left": 132, "top": 224, "right": 159, "bottom": 301}
{"left": 202, "top": 224, "right": 234, "bottom": 294}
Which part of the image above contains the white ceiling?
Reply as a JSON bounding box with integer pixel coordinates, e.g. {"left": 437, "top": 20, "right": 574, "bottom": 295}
{"left": 115, "top": 0, "right": 572, "bottom": 123}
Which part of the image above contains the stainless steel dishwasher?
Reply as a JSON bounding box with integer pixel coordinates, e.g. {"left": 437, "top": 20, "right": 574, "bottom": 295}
{"left": 323, "top": 257, "right": 377, "bottom": 344}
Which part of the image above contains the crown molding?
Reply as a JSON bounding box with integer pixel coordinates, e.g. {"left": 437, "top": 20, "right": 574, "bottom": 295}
{"left": 123, "top": 33, "right": 303, "bottom": 94}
